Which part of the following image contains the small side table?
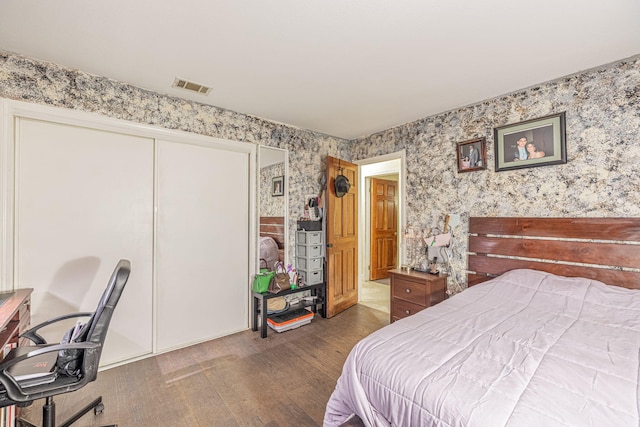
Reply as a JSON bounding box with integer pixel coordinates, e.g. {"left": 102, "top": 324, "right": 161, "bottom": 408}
{"left": 389, "top": 268, "right": 447, "bottom": 323}
{"left": 252, "top": 282, "right": 326, "bottom": 338}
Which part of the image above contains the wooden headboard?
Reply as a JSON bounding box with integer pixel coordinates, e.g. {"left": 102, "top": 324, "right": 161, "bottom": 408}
{"left": 468, "top": 217, "right": 640, "bottom": 290}
{"left": 260, "top": 216, "right": 285, "bottom": 261}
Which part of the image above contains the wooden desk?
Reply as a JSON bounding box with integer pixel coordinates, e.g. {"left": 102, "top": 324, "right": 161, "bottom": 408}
{"left": 0, "top": 289, "right": 32, "bottom": 423}
{"left": 0, "top": 289, "right": 33, "bottom": 350}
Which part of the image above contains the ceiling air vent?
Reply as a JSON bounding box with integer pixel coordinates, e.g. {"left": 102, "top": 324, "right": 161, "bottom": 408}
{"left": 172, "top": 78, "right": 212, "bottom": 95}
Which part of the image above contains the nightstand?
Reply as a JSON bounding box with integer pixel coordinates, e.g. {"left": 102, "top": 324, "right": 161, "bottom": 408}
{"left": 389, "top": 268, "right": 447, "bottom": 323}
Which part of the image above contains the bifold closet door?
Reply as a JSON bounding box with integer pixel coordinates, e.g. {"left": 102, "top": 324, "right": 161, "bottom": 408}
{"left": 14, "top": 118, "right": 154, "bottom": 366}
{"left": 155, "top": 140, "right": 250, "bottom": 352}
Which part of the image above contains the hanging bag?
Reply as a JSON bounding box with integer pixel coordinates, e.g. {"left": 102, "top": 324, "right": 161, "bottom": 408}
{"left": 253, "top": 269, "right": 274, "bottom": 293}
{"left": 269, "top": 261, "right": 291, "bottom": 293}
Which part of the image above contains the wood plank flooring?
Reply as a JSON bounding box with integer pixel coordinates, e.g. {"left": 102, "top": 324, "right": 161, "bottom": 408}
{"left": 19, "top": 304, "right": 388, "bottom": 427}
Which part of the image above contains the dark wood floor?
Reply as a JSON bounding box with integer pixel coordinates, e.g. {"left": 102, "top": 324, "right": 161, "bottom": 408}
{"left": 20, "top": 304, "right": 388, "bottom": 427}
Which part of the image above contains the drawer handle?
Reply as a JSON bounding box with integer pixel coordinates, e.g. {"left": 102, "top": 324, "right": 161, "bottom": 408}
{"left": 405, "top": 288, "right": 411, "bottom": 293}
{"left": 405, "top": 309, "right": 411, "bottom": 315}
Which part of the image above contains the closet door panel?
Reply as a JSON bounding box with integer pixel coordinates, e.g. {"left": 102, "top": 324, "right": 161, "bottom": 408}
{"left": 15, "top": 118, "right": 154, "bottom": 365}
{"left": 156, "top": 140, "right": 249, "bottom": 352}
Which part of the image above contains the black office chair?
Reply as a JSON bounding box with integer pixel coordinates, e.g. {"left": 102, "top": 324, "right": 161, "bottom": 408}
{"left": 0, "top": 259, "right": 131, "bottom": 427}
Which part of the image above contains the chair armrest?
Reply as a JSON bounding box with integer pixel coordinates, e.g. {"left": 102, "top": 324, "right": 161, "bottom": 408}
{"left": 20, "top": 312, "right": 93, "bottom": 345}
{"left": 0, "top": 342, "right": 100, "bottom": 371}
{"left": 0, "top": 342, "right": 101, "bottom": 402}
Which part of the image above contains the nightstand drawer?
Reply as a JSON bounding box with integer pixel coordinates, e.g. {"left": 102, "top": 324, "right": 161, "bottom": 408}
{"left": 392, "top": 278, "right": 427, "bottom": 305}
{"left": 389, "top": 269, "right": 447, "bottom": 323}
{"left": 392, "top": 298, "right": 425, "bottom": 320}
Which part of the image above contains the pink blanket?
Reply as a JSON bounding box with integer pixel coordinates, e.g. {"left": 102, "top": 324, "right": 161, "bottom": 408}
{"left": 324, "top": 269, "right": 640, "bottom": 426}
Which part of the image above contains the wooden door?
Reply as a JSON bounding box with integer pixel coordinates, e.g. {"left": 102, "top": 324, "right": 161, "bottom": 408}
{"left": 326, "top": 156, "right": 358, "bottom": 318}
{"left": 370, "top": 178, "right": 398, "bottom": 280}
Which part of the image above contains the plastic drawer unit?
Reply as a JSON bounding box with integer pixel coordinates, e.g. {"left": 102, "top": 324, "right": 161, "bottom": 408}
{"left": 296, "top": 230, "right": 324, "bottom": 286}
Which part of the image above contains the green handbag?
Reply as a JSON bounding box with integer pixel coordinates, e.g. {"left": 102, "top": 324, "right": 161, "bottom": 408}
{"left": 253, "top": 270, "right": 275, "bottom": 293}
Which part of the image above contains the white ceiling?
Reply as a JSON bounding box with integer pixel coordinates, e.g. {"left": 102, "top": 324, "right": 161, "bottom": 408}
{"left": 1, "top": 1, "right": 639, "bottom": 140}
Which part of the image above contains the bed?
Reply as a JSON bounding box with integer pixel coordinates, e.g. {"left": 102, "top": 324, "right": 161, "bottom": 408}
{"left": 324, "top": 217, "right": 640, "bottom": 426}
{"left": 259, "top": 216, "right": 285, "bottom": 269}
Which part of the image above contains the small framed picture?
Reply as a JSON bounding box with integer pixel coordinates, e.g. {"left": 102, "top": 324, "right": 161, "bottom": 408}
{"left": 272, "top": 176, "right": 284, "bottom": 197}
{"left": 457, "top": 137, "right": 487, "bottom": 173}
{"left": 494, "top": 112, "right": 567, "bottom": 172}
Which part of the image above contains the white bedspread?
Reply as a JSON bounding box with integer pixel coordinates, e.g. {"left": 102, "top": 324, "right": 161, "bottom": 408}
{"left": 324, "top": 269, "right": 640, "bottom": 426}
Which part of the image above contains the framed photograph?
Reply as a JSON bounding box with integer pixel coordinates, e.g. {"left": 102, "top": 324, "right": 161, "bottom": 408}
{"left": 272, "top": 176, "right": 284, "bottom": 196}
{"left": 494, "top": 112, "right": 567, "bottom": 172}
{"left": 457, "top": 137, "right": 487, "bottom": 173}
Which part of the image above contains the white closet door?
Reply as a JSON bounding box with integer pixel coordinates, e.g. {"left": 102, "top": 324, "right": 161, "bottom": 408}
{"left": 15, "top": 118, "right": 154, "bottom": 365}
{"left": 156, "top": 139, "right": 249, "bottom": 352}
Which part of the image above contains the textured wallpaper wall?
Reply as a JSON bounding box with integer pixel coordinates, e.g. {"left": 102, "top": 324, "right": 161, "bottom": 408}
{"left": 0, "top": 51, "right": 348, "bottom": 262}
{"left": 1, "top": 51, "right": 638, "bottom": 290}
{"left": 350, "top": 56, "right": 640, "bottom": 290}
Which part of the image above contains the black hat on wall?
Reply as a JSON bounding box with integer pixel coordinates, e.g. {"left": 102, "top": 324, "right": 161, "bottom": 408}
{"left": 335, "top": 174, "right": 351, "bottom": 198}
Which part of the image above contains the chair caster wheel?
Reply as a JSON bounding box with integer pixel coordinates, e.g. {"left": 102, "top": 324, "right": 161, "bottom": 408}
{"left": 94, "top": 402, "right": 105, "bottom": 415}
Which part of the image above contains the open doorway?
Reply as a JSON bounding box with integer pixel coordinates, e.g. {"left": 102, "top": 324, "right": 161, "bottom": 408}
{"left": 355, "top": 151, "right": 405, "bottom": 315}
